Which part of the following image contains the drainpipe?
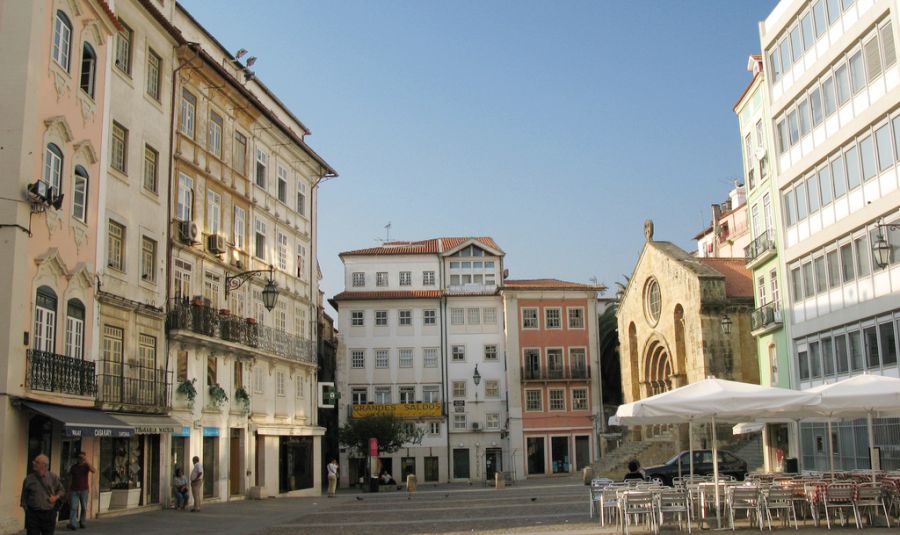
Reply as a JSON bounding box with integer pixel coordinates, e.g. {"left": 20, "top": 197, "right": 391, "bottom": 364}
{"left": 440, "top": 253, "right": 450, "bottom": 481}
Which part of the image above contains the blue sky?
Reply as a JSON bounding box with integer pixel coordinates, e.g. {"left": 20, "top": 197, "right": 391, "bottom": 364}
{"left": 181, "top": 0, "right": 780, "bottom": 310}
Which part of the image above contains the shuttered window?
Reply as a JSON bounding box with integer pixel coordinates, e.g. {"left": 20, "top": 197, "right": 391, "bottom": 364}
{"left": 864, "top": 35, "right": 882, "bottom": 83}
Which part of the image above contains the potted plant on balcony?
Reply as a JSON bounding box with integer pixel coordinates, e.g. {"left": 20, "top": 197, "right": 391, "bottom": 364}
{"left": 219, "top": 308, "right": 231, "bottom": 316}
{"left": 176, "top": 378, "right": 197, "bottom": 407}
{"left": 208, "top": 383, "right": 228, "bottom": 409}
{"left": 245, "top": 317, "right": 257, "bottom": 325}
{"left": 234, "top": 386, "right": 251, "bottom": 412}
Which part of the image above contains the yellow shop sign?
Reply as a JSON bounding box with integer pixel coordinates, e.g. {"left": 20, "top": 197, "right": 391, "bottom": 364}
{"left": 351, "top": 402, "right": 442, "bottom": 419}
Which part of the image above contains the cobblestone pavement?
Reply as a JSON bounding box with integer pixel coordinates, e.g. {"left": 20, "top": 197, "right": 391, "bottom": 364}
{"left": 54, "top": 477, "right": 894, "bottom": 535}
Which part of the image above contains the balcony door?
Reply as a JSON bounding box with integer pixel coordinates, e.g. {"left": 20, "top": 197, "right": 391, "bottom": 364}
{"left": 33, "top": 286, "right": 58, "bottom": 353}
{"left": 547, "top": 349, "right": 563, "bottom": 379}
{"left": 102, "top": 325, "right": 125, "bottom": 403}
{"left": 524, "top": 349, "right": 540, "bottom": 380}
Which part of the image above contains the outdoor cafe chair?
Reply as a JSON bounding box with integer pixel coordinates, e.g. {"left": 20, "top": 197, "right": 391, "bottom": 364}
{"left": 822, "top": 483, "right": 860, "bottom": 529}
{"left": 726, "top": 485, "right": 763, "bottom": 531}
{"left": 762, "top": 487, "right": 799, "bottom": 531}
{"left": 656, "top": 489, "right": 691, "bottom": 533}
{"left": 590, "top": 478, "right": 613, "bottom": 519}
{"left": 622, "top": 491, "right": 658, "bottom": 535}
{"left": 855, "top": 482, "right": 891, "bottom": 528}
{"left": 599, "top": 485, "right": 626, "bottom": 527}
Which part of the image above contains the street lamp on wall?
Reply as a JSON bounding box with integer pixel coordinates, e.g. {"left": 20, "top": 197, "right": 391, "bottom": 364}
{"left": 872, "top": 219, "right": 898, "bottom": 269}
{"left": 225, "top": 264, "right": 279, "bottom": 312}
{"left": 472, "top": 364, "right": 481, "bottom": 386}
{"left": 720, "top": 314, "right": 733, "bottom": 335}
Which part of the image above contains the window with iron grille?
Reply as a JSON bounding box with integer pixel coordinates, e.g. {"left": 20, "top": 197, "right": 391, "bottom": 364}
{"left": 352, "top": 272, "right": 365, "bottom": 287}
{"left": 399, "top": 271, "right": 412, "bottom": 286}
{"left": 399, "top": 348, "right": 413, "bottom": 368}
{"left": 424, "top": 347, "right": 438, "bottom": 368}
{"left": 375, "top": 349, "right": 389, "bottom": 368}
{"left": 376, "top": 272, "right": 388, "bottom": 287}
{"left": 450, "top": 308, "right": 464, "bottom": 325}
{"left": 423, "top": 271, "right": 435, "bottom": 285}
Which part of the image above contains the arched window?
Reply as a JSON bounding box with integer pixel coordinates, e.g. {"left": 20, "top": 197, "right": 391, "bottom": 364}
{"left": 51, "top": 10, "right": 72, "bottom": 71}
{"left": 73, "top": 166, "right": 88, "bottom": 222}
{"left": 44, "top": 144, "right": 63, "bottom": 194}
{"left": 65, "top": 299, "right": 85, "bottom": 360}
{"left": 34, "top": 286, "right": 58, "bottom": 353}
{"left": 80, "top": 42, "right": 97, "bottom": 98}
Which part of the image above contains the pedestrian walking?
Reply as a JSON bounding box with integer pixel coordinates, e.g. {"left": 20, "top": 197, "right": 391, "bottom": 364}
{"left": 327, "top": 459, "right": 338, "bottom": 497}
{"left": 173, "top": 467, "right": 189, "bottom": 510}
{"left": 20, "top": 453, "right": 64, "bottom": 535}
{"left": 189, "top": 456, "right": 203, "bottom": 512}
{"left": 67, "top": 451, "right": 95, "bottom": 530}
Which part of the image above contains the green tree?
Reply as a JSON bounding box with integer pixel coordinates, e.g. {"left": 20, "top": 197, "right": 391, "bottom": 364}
{"left": 338, "top": 413, "right": 424, "bottom": 457}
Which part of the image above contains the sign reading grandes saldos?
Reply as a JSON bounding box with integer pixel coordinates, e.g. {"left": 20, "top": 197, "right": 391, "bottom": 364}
{"left": 351, "top": 402, "right": 442, "bottom": 419}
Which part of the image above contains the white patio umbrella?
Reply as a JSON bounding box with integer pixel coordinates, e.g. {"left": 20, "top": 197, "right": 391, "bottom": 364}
{"left": 611, "top": 377, "right": 821, "bottom": 529}
{"left": 805, "top": 374, "right": 900, "bottom": 481}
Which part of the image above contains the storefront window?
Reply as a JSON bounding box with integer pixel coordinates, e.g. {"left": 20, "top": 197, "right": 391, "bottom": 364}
{"left": 100, "top": 436, "right": 144, "bottom": 492}
{"left": 279, "top": 436, "right": 313, "bottom": 492}
{"left": 203, "top": 436, "right": 217, "bottom": 498}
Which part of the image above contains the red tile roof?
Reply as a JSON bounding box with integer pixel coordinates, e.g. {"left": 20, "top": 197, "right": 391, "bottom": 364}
{"left": 340, "top": 237, "right": 501, "bottom": 256}
{"left": 97, "top": 0, "right": 125, "bottom": 32}
{"left": 503, "top": 279, "right": 606, "bottom": 291}
{"left": 332, "top": 290, "right": 444, "bottom": 301}
{"left": 698, "top": 258, "right": 753, "bottom": 298}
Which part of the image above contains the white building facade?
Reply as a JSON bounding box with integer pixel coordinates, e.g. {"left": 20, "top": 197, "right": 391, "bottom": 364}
{"left": 761, "top": 0, "right": 900, "bottom": 470}
{"left": 333, "top": 237, "right": 508, "bottom": 485}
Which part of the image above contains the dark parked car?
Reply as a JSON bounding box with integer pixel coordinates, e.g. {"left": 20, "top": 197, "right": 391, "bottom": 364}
{"left": 641, "top": 450, "right": 747, "bottom": 486}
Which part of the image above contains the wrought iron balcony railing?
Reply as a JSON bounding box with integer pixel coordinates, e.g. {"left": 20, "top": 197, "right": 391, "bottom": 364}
{"left": 744, "top": 230, "right": 777, "bottom": 266}
{"left": 26, "top": 349, "right": 96, "bottom": 396}
{"left": 521, "top": 366, "right": 590, "bottom": 381}
{"left": 166, "top": 300, "right": 315, "bottom": 363}
{"left": 96, "top": 359, "right": 172, "bottom": 413}
{"left": 751, "top": 302, "right": 782, "bottom": 332}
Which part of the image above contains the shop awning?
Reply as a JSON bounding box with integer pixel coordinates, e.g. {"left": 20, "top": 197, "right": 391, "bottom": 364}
{"left": 253, "top": 424, "right": 325, "bottom": 437}
{"left": 110, "top": 413, "right": 182, "bottom": 435}
{"left": 23, "top": 401, "right": 133, "bottom": 438}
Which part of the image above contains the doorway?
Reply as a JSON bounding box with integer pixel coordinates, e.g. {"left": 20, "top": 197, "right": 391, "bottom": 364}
{"left": 452, "top": 448, "right": 470, "bottom": 479}
{"left": 279, "top": 436, "right": 313, "bottom": 492}
{"left": 230, "top": 429, "right": 242, "bottom": 496}
{"left": 424, "top": 456, "right": 439, "bottom": 482}
{"left": 485, "top": 448, "right": 502, "bottom": 480}
{"left": 401, "top": 457, "right": 415, "bottom": 481}
{"left": 551, "top": 436, "right": 570, "bottom": 473}
{"left": 575, "top": 435, "right": 590, "bottom": 470}
{"left": 527, "top": 437, "right": 545, "bottom": 475}
{"left": 202, "top": 436, "right": 218, "bottom": 498}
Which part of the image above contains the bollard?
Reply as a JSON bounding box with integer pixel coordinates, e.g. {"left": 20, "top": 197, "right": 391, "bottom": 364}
{"left": 582, "top": 466, "right": 594, "bottom": 485}
{"left": 495, "top": 472, "right": 505, "bottom": 489}
{"left": 406, "top": 473, "right": 417, "bottom": 493}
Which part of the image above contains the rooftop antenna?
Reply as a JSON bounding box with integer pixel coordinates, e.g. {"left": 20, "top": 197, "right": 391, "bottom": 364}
{"left": 384, "top": 221, "right": 392, "bottom": 242}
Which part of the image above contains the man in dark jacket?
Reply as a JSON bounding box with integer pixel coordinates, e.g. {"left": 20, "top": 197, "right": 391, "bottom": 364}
{"left": 21, "top": 454, "right": 64, "bottom": 535}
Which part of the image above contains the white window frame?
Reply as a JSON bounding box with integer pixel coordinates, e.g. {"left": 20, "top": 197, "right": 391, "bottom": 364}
{"left": 375, "top": 310, "right": 388, "bottom": 327}
{"left": 572, "top": 388, "right": 588, "bottom": 410}
{"left": 177, "top": 173, "right": 193, "bottom": 222}
{"left": 398, "top": 348, "right": 413, "bottom": 368}
{"left": 52, "top": 11, "right": 72, "bottom": 71}
{"left": 398, "top": 309, "right": 412, "bottom": 326}
{"left": 423, "top": 271, "right": 435, "bottom": 285}
{"left": 452, "top": 381, "right": 466, "bottom": 398}
{"left": 399, "top": 271, "right": 412, "bottom": 286}
{"left": 206, "top": 189, "right": 221, "bottom": 235}
{"left": 375, "top": 349, "right": 389, "bottom": 368}
{"left": 522, "top": 308, "right": 538, "bottom": 329}
{"left": 484, "top": 344, "right": 497, "bottom": 361}
{"left": 450, "top": 308, "right": 464, "bottom": 325}
{"left": 567, "top": 307, "right": 585, "bottom": 329}
{"left": 423, "top": 309, "right": 436, "bottom": 326}
{"left": 352, "top": 272, "right": 365, "bottom": 287}
{"left": 452, "top": 345, "right": 465, "bottom": 362}
{"left": 525, "top": 389, "right": 543, "bottom": 412}
{"left": 549, "top": 388, "right": 566, "bottom": 411}
{"left": 233, "top": 206, "right": 246, "bottom": 250}
{"left": 350, "top": 311, "right": 364, "bottom": 327}
{"left": 424, "top": 347, "right": 438, "bottom": 368}
{"left": 545, "top": 307, "right": 562, "bottom": 329}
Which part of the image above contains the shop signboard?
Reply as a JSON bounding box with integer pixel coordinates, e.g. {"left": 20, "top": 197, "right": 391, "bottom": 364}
{"left": 351, "top": 402, "right": 441, "bottom": 419}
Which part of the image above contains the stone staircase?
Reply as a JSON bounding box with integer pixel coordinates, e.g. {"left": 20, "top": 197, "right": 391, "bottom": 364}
{"left": 593, "top": 430, "right": 679, "bottom": 480}
{"left": 723, "top": 433, "right": 765, "bottom": 474}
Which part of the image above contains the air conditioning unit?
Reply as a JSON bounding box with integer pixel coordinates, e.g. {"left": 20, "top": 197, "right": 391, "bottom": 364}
{"left": 207, "top": 233, "right": 227, "bottom": 254}
{"left": 471, "top": 422, "right": 481, "bottom": 431}
{"left": 178, "top": 220, "right": 199, "bottom": 244}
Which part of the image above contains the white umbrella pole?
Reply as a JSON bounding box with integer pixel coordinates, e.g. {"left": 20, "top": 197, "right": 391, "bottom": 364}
{"left": 826, "top": 419, "right": 834, "bottom": 480}
{"left": 712, "top": 414, "right": 721, "bottom": 529}
{"left": 867, "top": 411, "right": 877, "bottom": 482}
{"left": 689, "top": 421, "right": 694, "bottom": 482}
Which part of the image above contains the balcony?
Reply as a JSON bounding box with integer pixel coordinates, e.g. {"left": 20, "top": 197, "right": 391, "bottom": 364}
{"left": 26, "top": 350, "right": 96, "bottom": 397}
{"left": 744, "top": 230, "right": 777, "bottom": 269}
{"left": 166, "top": 300, "right": 315, "bottom": 364}
{"left": 96, "top": 359, "right": 172, "bottom": 414}
{"left": 521, "top": 366, "right": 590, "bottom": 382}
{"left": 750, "top": 302, "right": 783, "bottom": 336}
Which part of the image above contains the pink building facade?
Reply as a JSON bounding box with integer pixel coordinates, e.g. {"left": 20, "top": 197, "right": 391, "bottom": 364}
{"left": 501, "top": 280, "right": 601, "bottom": 477}
{"left": 0, "top": 1, "right": 119, "bottom": 530}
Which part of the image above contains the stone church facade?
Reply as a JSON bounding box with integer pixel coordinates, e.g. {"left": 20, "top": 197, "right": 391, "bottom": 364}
{"left": 617, "top": 224, "right": 759, "bottom": 408}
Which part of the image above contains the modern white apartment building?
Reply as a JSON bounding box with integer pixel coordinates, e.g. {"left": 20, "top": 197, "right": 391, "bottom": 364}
{"left": 333, "top": 237, "right": 507, "bottom": 484}
{"left": 761, "top": 0, "right": 900, "bottom": 470}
